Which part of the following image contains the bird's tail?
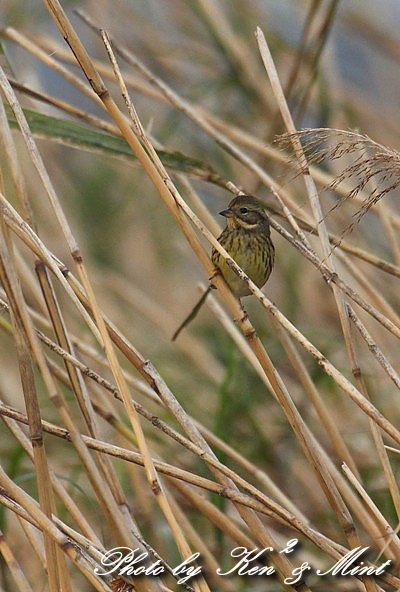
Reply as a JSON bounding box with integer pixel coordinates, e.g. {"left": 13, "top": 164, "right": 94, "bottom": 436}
{"left": 172, "top": 285, "right": 213, "bottom": 341}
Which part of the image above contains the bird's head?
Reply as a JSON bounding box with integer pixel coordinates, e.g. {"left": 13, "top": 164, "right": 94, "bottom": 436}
{"left": 219, "top": 195, "right": 270, "bottom": 233}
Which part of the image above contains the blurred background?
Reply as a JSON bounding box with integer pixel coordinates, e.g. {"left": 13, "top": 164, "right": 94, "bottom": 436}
{"left": 0, "top": 1, "right": 399, "bottom": 590}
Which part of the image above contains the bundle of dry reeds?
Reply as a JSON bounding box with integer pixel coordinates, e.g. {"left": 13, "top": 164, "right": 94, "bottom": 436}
{"left": 0, "top": 1, "right": 399, "bottom": 591}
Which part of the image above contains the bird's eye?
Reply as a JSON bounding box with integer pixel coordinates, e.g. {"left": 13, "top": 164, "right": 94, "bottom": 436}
{"left": 239, "top": 207, "right": 249, "bottom": 214}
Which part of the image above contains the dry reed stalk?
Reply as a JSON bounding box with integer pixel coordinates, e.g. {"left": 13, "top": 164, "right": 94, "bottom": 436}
{"left": 270, "top": 317, "right": 360, "bottom": 475}
{"left": 6, "top": 13, "right": 400, "bottom": 572}
{"left": 385, "top": 446, "right": 400, "bottom": 456}
{"left": 2, "top": 83, "right": 68, "bottom": 589}
{"left": 7, "top": 31, "right": 165, "bottom": 105}
{"left": 0, "top": 401, "right": 325, "bottom": 533}
{"left": 194, "top": 420, "right": 309, "bottom": 523}
{"left": 335, "top": 251, "right": 400, "bottom": 326}
{"left": 293, "top": 0, "right": 341, "bottom": 123}
{"left": 2, "top": 185, "right": 400, "bottom": 454}
{"left": 93, "top": 402, "right": 320, "bottom": 546}
{"left": 0, "top": 331, "right": 350, "bottom": 570}
{"left": 12, "top": 23, "right": 400, "bottom": 237}
{"left": 0, "top": 298, "right": 348, "bottom": 542}
{"left": 17, "top": 519, "right": 46, "bottom": 568}
{"left": 14, "top": 28, "right": 400, "bottom": 232}
{"left": 6, "top": 27, "right": 400, "bottom": 285}
{"left": 295, "top": 134, "right": 400, "bottom": 523}
{"left": 0, "top": 326, "right": 180, "bottom": 589}
{"left": 104, "top": 268, "right": 224, "bottom": 384}
{"left": 0, "top": 246, "right": 159, "bottom": 569}
{"left": 345, "top": 305, "right": 400, "bottom": 522}
{"left": 2, "top": 27, "right": 104, "bottom": 111}
{"left": 204, "top": 287, "right": 360, "bottom": 477}
{"left": 0, "top": 406, "right": 102, "bottom": 545}
{"left": 92, "top": 393, "right": 318, "bottom": 554}
{"left": 34, "top": 264, "right": 158, "bottom": 563}
{"left": 342, "top": 464, "right": 400, "bottom": 560}
{"left": 35, "top": 263, "right": 97, "bottom": 430}
{"left": 265, "top": 0, "right": 320, "bottom": 139}
{"left": 2, "top": 61, "right": 194, "bottom": 592}
{"left": 0, "top": 390, "right": 360, "bottom": 576}
{"left": 347, "top": 306, "right": 400, "bottom": 391}
{"left": 377, "top": 202, "right": 400, "bottom": 265}
{"left": 121, "top": 452, "right": 165, "bottom": 562}
{"left": 187, "top": 130, "right": 399, "bottom": 283}
{"left": 0, "top": 470, "right": 112, "bottom": 591}
{"left": 269, "top": 218, "right": 400, "bottom": 339}
{"left": 312, "top": 445, "right": 390, "bottom": 559}
{"left": 0, "top": 68, "right": 76, "bottom": 249}
{"left": 171, "top": 479, "right": 256, "bottom": 549}
{"left": 0, "top": 398, "right": 391, "bottom": 577}
{"left": 1, "top": 307, "right": 395, "bottom": 571}
{"left": 0, "top": 190, "right": 99, "bottom": 338}
{"left": 0, "top": 97, "right": 33, "bottom": 225}
{"left": 87, "top": 337, "right": 308, "bottom": 535}
{"left": 203, "top": 287, "right": 273, "bottom": 391}
{"left": 165, "top": 490, "right": 236, "bottom": 592}
{"left": 1, "top": 3, "right": 396, "bottom": 588}
{"left": 0, "top": 191, "right": 162, "bottom": 592}
{"left": 39, "top": 7, "right": 315, "bottom": 587}
{"left": 256, "top": 28, "right": 392, "bottom": 592}
{"left": 0, "top": 530, "right": 34, "bottom": 592}
{"left": 5, "top": 168, "right": 399, "bottom": 379}
{"left": 75, "top": 5, "right": 400, "bottom": 276}
{"left": 173, "top": 472, "right": 400, "bottom": 591}
{"left": 258, "top": 194, "right": 400, "bottom": 279}
{"left": 3, "top": 320, "right": 322, "bottom": 580}
{"left": 14, "top": 250, "right": 48, "bottom": 317}
{"left": 76, "top": 9, "right": 309, "bottom": 248}
{"left": 98, "top": 32, "right": 212, "bottom": 592}
{"left": 267, "top": 0, "right": 340, "bottom": 138}
{"left": 177, "top": 176, "right": 221, "bottom": 236}
{"left": 195, "top": 0, "right": 272, "bottom": 112}
{"left": 156, "top": 172, "right": 400, "bottom": 439}
{"left": 8, "top": 78, "right": 122, "bottom": 137}
{"left": 0, "top": 221, "right": 62, "bottom": 591}
{"left": 66, "top": 13, "right": 400, "bottom": 352}
{"left": 1, "top": 397, "right": 400, "bottom": 589}
{"left": 200, "top": 195, "right": 400, "bottom": 438}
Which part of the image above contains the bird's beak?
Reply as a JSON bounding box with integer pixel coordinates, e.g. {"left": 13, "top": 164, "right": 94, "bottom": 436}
{"left": 219, "top": 208, "right": 233, "bottom": 218}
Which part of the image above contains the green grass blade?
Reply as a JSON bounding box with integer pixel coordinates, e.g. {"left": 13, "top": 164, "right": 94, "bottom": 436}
{"left": 6, "top": 106, "right": 227, "bottom": 187}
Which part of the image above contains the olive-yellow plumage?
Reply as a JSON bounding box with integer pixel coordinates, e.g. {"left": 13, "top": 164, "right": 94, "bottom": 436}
{"left": 211, "top": 195, "right": 274, "bottom": 296}
{"left": 172, "top": 195, "right": 274, "bottom": 340}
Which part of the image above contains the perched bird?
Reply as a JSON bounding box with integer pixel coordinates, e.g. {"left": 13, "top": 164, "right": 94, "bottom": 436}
{"left": 172, "top": 195, "right": 274, "bottom": 340}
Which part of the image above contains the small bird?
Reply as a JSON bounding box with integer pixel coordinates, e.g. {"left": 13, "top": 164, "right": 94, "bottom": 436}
{"left": 172, "top": 195, "right": 274, "bottom": 340}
